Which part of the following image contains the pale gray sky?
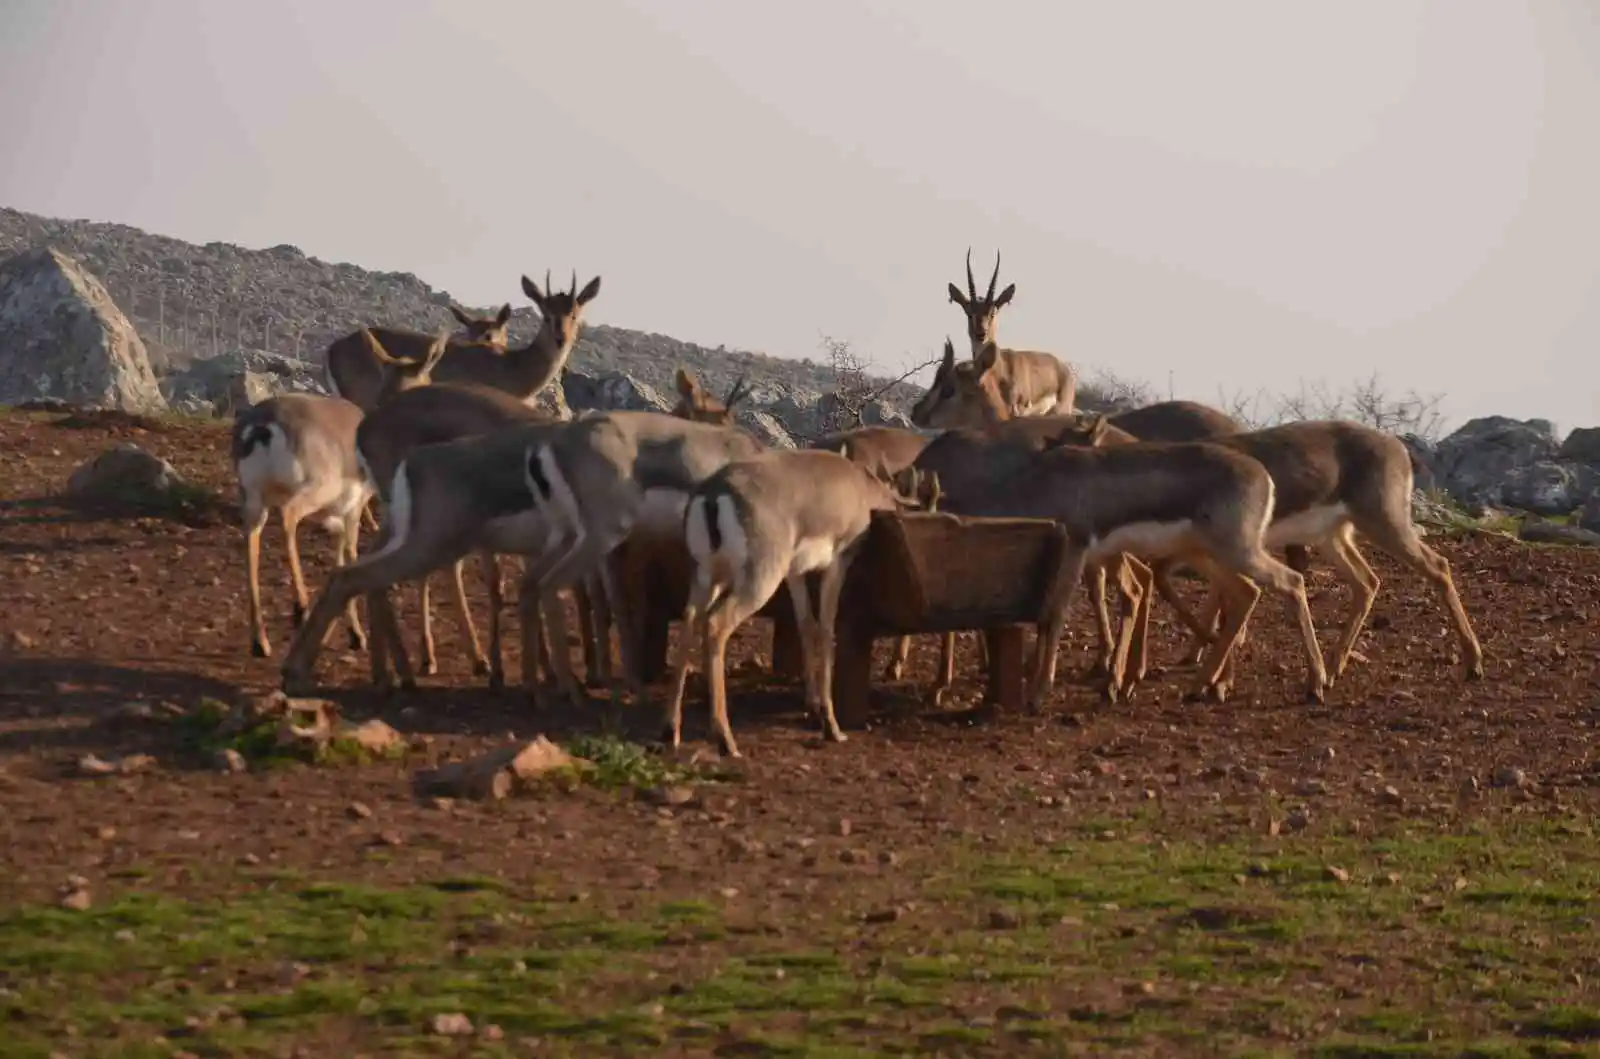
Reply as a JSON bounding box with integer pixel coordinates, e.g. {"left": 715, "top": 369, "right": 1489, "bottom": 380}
{"left": 2, "top": 0, "right": 1597, "bottom": 431}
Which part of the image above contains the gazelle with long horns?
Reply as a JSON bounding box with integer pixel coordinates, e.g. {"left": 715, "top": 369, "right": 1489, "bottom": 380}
{"left": 910, "top": 249, "right": 1078, "bottom": 428}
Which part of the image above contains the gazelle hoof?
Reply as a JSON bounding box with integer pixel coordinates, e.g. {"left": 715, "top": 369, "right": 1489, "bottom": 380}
{"left": 1466, "top": 659, "right": 1485, "bottom": 681}
{"left": 471, "top": 659, "right": 492, "bottom": 678}
{"left": 924, "top": 686, "right": 951, "bottom": 708}
{"left": 487, "top": 671, "right": 506, "bottom": 693}
{"left": 251, "top": 639, "right": 272, "bottom": 659}
{"left": 346, "top": 629, "right": 367, "bottom": 652}
{"left": 717, "top": 740, "right": 743, "bottom": 759}
{"left": 291, "top": 603, "right": 307, "bottom": 628}
{"left": 418, "top": 659, "right": 439, "bottom": 677}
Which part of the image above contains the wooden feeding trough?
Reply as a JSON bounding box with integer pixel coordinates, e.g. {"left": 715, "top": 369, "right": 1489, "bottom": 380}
{"left": 826, "top": 509, "right": 1071, "bottom": 724}
{"left": 617, "top": 509, "right": 1072, "bottom": 727}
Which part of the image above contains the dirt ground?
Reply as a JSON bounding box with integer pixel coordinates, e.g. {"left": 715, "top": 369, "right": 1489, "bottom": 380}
{"left": 3, "top": 407, "right": 1600, "bottom": 1058}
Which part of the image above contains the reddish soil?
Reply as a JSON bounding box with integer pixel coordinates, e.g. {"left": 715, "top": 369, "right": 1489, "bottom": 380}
{"left": 2, "top": 407, "right": 1599, "bottom": 1054}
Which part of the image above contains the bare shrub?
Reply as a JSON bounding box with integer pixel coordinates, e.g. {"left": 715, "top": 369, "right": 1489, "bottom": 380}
{"left": 1216, "top": 372, "right": 1447, "bottom": 441}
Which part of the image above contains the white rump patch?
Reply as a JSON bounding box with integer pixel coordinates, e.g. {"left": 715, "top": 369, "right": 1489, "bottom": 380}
{"left": 1016, "top": 395, "right": 1060, "bottom": 417}
{"left": 1086, "top": 520, "right": 1196, "bottom": 563}
{"left": 369, "top": 464, "right": 413, "bottom": 559}
{"left": 1266, "top": 502, "right": 1350, "bottom": 549}
{"left": 235, "top": 423, "right": 300, "bottom": 508}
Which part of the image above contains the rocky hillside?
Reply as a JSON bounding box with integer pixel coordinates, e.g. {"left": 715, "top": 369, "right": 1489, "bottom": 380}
{"left": 0, "top": 206, "right": 926, "bottom": 417}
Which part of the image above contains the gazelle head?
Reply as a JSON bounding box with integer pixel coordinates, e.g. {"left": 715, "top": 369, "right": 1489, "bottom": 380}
{"left": 1040, "top": 413, "right": 1136, "bottom": 451}
{"left": 908, "top": 337, "right": 1010, "bottom": 429}
{"left": 671, "top": 368, "right": 753, "bottom": 426}
{"left": 446, "top": 303, "right": 514, "bottom": 349}
{"left": 946, "top": 248, "right": 1015, "bottom": 356}
{"left": 520, "top": 269, "right": 603, "bottom": 352}
{"left": 367, "top": 328, "right": 452, "bottom": 403}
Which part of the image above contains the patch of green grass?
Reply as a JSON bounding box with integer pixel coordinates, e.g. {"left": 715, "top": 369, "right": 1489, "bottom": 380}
{"left": 562, "top": 732, "right": 737, "bottom": 790}
{"left": 4, "top": 815, "right": 1599, "bottom": 1057}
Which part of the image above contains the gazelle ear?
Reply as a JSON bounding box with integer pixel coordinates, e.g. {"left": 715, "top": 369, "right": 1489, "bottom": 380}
{"left": 494, "top": 303, "right": 513, "bottom": 327}
{"left": 675, "top": 367, "right": 696, "bottom": 397}
{"left": 448, "top": 305, "right": 472, "bottom": 327}
{"left": 947, "top": 282, "right": 969, "bottom": 307}
{"left": 994, "top": 283, "right": 1016, "bottom": 308}
{"left": 361, "top": 328, "right": 397, "bottom": 365}
{"left": 576, "top": 275, "right": 602, "bottom": 306}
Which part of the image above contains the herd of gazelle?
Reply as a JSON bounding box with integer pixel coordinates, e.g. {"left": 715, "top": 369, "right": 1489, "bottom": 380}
{"left": 233, "top": 250, "right": 1484, "bottom": 757}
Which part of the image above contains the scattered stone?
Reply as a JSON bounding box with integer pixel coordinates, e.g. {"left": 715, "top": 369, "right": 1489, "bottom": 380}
{"left": 413, "top": 735, "right": 586, "bottom": 801}
{"left": 986, "top": 909, "right": 1021, "bottom": 930}
{"left": 346, "top": 801, "right": 373, "bottom": 820}
{"left": 1378, "top": 785, "right": 1404, "bottom": 807}
{"left": 1294, "top": 778, "right": 1328, "bottom": 796}
{"left": 835, "top": 818, "right": 853, "bottom": 837}
{"left": 1519, "top": 519, "right": 1600, "bottom": 547}
{"left": 1491, "top": 766, "right": 1529, "bottom": 790}
{"left": 1323, "top": 866, "right": 1351, "bottom": 883}
{"left": 374, "top": 830, "right": 404, "bottom": 847}
{"left": 342, "top": 719, "right": 403, "bottom": 755}
{"left": 862, "top": 907, "right": 903, "bottom": 925}
{"left": 58, "top": 887, "right": 91, "bottom": 911}
{"left": 1459, "top": 775, "right": 1482, "bottom": 796}
{"left": 1317, "top": 746, "right": 1336, "bottom": 762}
{"left": 639, "top": 784, "right": 697, "bottom": 808}
{"left": 214, "top": 748, "right": 247, "bottom": 773}
{"left": 77, "top": 752, "right": 155, "bottom": 776}
{"left": 1286, "top": 808, "right": 1313, "bottom": 832}
{"left": 430, "top": 1012, "right": 474, "bottom": 1037}
{"left": 480, "top": 1024, "right": 504, "bottom": 1042}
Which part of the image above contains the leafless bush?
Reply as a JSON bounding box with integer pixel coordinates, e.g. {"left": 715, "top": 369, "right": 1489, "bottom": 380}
{"left": 1077, "top": 366, "right": 1157, "bottom": 415}
{"left": 818, "top": 334, "right": 942, "bottom": 432}
{"left": 1216, "top": 373, "right": 1447, "bottom": 441}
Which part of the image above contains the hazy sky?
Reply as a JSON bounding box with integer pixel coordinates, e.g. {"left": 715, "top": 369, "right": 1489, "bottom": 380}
{"left": 2, "top": 1, "right": 1597, "bottom": 431}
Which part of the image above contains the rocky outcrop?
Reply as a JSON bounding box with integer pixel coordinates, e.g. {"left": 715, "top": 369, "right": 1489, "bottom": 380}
{"left": 563, "top": 371, "right": 673, "bottom": 415}
{"left": 65, "top": 443, "right": 186, "bottom": 505}
{"left": 1426, "top": 417, "right": 1598, "bottom": 516}
{"left": 160, "top": 349, "right": 328, "bottom": 415}
{"left": 0, "top": 248, "right": 166, "bottom": 413}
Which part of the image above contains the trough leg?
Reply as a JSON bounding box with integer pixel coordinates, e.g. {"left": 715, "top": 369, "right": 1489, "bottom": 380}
{"left": 830, "top": 607, "right": 875, "bottom": 730}
{"left": 983, "top": 626, "right": 1027, "bottom": 711}
{"left": 770, "top": 582, "right": 806, "bottom": 680}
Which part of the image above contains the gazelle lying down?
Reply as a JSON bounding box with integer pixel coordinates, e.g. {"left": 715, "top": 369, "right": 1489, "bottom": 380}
{"left": 663, "top": 449, "right": 942, "bottom": 758}
{"left": 1044, "top": 415, "right": 1485, "bottom": 698}
{"left": 952, "top": 432, "right": 1329, "bottom": 708}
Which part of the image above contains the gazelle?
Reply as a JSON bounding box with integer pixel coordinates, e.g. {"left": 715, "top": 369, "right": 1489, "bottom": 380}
{"left": 323, "top": 271, "right": 599, "bottom": 413}
{"left": 519, "top": 411, "right": 768, "bottom": 709}
{"left": 281, "top": 420, "right": 581, "bottom": 700}
{"left": 954, "top": 434, "right": 1329, "bottom": 708}
{"left": 232, "top": 393, "right": 372, "bottom": 659}
{"left": 1045, "top": 415, "right": 1485, "bottom": 698}
{"left": 670, "top": 368, "right": 753, "bottom": 425}
{"left": 912, "top": 249, "right": 1076, "bottom": 427}
{"left": 324, "top": 303, "right": 513, "bottom": 411}
{"left": 355, "top": 331, "right": 555, "bottom": 687}
{"left": 664, "top": 451, "right": 943, "bottom": 757}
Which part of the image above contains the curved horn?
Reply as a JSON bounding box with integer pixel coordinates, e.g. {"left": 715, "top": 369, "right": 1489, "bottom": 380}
{"left": 544, "top": 270, "right": 552, "bottom": 300}
{"left": 965, "top": 247, "right": 977, "bottom": 300}
{"left": 723, "top": 374, "right": 751, "bottom": 408}
{"left": 986, "top": 250, "right": 1000, "bottom": 304}
{"left": 570, "top": 269, "right": 578, "bottom": 298}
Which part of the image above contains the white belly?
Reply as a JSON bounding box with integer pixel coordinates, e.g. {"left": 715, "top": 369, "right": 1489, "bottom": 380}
{"left": 788, "top": 535, "right": 845, "bottom": 577}
{"left": 1265, "top": 502, "right": 1350, "bottom": 548}
{"left": 1086, "top": 520, "right": 1196, "bottom": 564}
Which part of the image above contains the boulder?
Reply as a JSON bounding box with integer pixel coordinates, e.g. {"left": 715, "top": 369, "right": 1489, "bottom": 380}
{"left": 1433, "top": 416, "right": 1560, "bottom": 511}
{"left": 1498, "top": 462, "right": 1597, "bottom": 517}
{"left": 1559, "top": 426, "right": 1600, "bottom": 465}
{"left": 734, "top": 409, "right": 796, "bottom": 449}
{"left": 563, "top": 370, "right": 672, "bottom": 414}
{"left": 0, "top": 247, "right": 166, "bottom": 413}
{"left": 65, "top": 443, "right": 186, "bottom": 505}
{"left": 160, "top": 349, "right": 326, "bottom": 415}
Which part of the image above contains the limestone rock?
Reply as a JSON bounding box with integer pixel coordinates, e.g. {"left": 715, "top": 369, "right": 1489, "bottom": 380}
{"left": 65, "top": 443, "right": 185, "bottom": 505}
{"left": 563, "top": 370, "right": 673, "bottom": 414}
{"left": 0, "top": 247, "right": 166, "bottom": 412}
